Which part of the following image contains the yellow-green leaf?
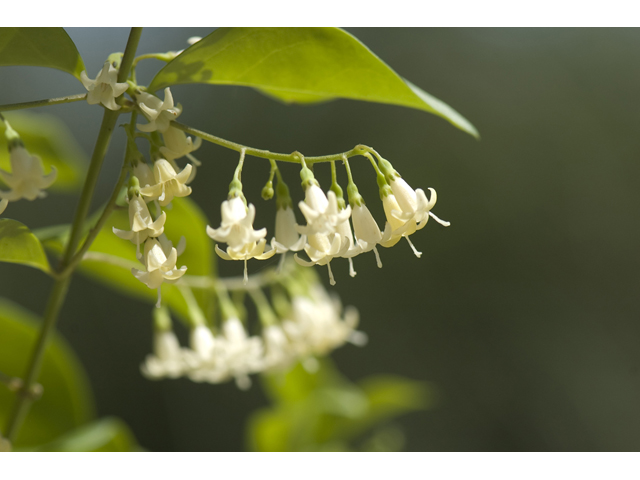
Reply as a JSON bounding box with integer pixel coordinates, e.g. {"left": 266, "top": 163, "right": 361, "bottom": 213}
{"left": 148, "top": 27, "right": 478, "bottom": 138}
{"left": 0, "top": 298, "right": 95, "bottom": 448}
{"left": 27, "top": 417, "right": 140, "bottom": 452}
{"left": 0, "top": 219, "right": 51, "bottom": 273}
{"left": 0, "top": 112, "right": 87, "bottom": 192}
{"left": 0, "top": 27, "right": 85, "bottom": 79}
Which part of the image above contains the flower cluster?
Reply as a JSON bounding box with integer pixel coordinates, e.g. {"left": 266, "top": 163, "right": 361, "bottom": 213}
{"left": 208, "top": 151, "right": 449, "bottom": 286}
{"left": 112, "top": 87, "right": 203, "bottom": 306}
{"left": 0, "top": 122, "right": 57, "bottom": 215}
{"left": 141, "top": 264, "right": 365, "bottom": 389}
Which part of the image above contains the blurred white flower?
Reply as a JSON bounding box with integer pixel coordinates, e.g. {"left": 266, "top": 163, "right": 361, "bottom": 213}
{"left": 141, "top": 330, "right": 188, "bottom": 379}
{"left": 80, "top": 61, "right": 128, "bottom": 111}
{"left": 160, "top": 126, "right": 202, "bottom": 162}
{"left": 0, "top": 199, "right": 7, "bottom": 215}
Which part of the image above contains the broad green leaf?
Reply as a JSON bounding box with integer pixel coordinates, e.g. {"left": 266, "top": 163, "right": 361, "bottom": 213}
{"left": 0, "top": 112, "right": 87, "bottom": 192}
{"left": 0, "top": 298, "right": 95, "bottom": 448}
{"left": 248, "top": 361, "right": 431, "bottom": 451}
{"left": 0, "top": 219, "right": 51, "bottom": 273}
{"left": 0, "top": 27, "right": 85, "bottom": 79}
{"left": 27, "top": 417, "right": 140, "bottom": 452}
{"left": 148, "top": 28, "right": 478, "bottom": 138}
{"left": 44, "top": 196, "right": 215, "bottom": 323}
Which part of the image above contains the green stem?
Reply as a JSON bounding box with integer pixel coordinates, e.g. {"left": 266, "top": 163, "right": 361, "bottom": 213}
{"left": 3, "top": 27, "right": 143, "bottom": 443}
{"left": 0, "top": 94, "right": 87, "bottom": 113}
{"left": 171, "top": 121, "right": 373, "bottom": 164}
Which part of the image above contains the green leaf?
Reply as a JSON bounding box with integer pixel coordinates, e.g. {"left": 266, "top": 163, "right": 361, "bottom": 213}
{"left": 44, "top": 196, "right": 215, "bottom": 322}
{"left": 27, "top": 417, "right": 140, "bottom": 452}
{"left": 0, "top": 298, "right": 95, "bottom": 448}
{"left": 0, "top": 27, "right": 85, "bottom": 79}
{"left": 148, "top": 27, "right": 478, "bottom": 138}
{"left": 0, "top": 219, "right": 51, "bottom": 274}
{"left": 0, "top": 112, "right": 87, "bottom": 192}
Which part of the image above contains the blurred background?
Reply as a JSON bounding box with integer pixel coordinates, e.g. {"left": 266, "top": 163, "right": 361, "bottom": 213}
{"left": 1, "top": 27, "right": 640, "bottom": 451}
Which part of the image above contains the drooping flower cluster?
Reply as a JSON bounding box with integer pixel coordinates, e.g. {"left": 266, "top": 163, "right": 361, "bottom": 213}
{"left": 112, "top": 87, "right": 205, "bottom": 305}
{"left": 0, "top": 122, "right": 57, "bottom": 215}
{"left": 140, "top": 263, "right": 365, "bottom": 389}
{"left": 208, "top": 151, "right": 448, "bottom": 286}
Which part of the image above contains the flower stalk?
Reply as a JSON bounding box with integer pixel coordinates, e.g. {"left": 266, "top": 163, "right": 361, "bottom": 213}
{"left": 2, "top": 27, "right": 143, "bottom": 443}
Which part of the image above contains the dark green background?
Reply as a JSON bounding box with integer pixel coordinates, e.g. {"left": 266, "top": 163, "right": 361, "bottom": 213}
{"left": 1, "top": 28, "right": 640, "bottom": 451}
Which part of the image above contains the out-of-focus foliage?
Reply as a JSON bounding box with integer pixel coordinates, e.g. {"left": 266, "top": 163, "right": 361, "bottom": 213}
{"left": 148, "top": 27, "right": 478, "bottom": 138}
{"left": 0, "top": 219, "right": 51, "bottom": 274}
{"left": 246, "top": 359, "right": 431, "bottom": 451}
{"left": 42, "top": 196, "right": 215, "bottom": 323}
{"left": 0, "top": 297, "right": 94, "bottom": 447}
{"left": 25, "top": 417, "right": 141, "bottom": 452}
{"left": 0, "top": 28, "right": 85, "bottom": 79}
{"left": 0, "top": 112, "right": 87, "bottom": 192}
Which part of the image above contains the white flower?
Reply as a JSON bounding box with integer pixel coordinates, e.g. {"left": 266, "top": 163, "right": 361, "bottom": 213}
{"left": 282, "top": 287, "right": 365, "bottom": 359}
{"left": 0, "top": 199, "right": 7, "bottom": 215}
{"left": 159, "top": 126, "right": 202, "bottom": 162}
{"left": 0, "top": 145, "right": 57, "bottom": 201}
{"left": 189, "top": 325, "right": 216, "bottom": 360}
{"left": 80, "top": 61, "right": 128, "bottom": 111}
{"left": 141, "top": 330, "right": 188, "bottom": 379}
{"left": 206, "top": 197, "right": 276, "bottom": 283}
{"left": 187, "top": 317, "right": 263, "bottom": 390}
{"left": 390, "top": 177, "right": 449, "bottom": 228}
{"left": 133, "top": 162, "right": 155, "bottom": 188}
{"left": 261, "top": 325, "right": 295, "bottom": 371}
{"left": 139, "top": 159, "right": 192, "bottom": 206}
{"left": 351, "top": 203, "right": 383, "bottom": 268}
{"left": 294, "top": 232, "right": 351, "bottom": 286}
{"left": 112, "top": 195, "right": 166, "bottom": 258}
{"left": 132, "top": 238, "right": 187, "bottom": 293}
{"left": 136, "top": 88, "right": 182, "bottom": 133}
{"left": 297, "top": 187, "right": 351, "bottom": 236}
{"left": 273, "top": 206, "right": 306, "bottom": 252}
{"left": 380, "top": 183, "right": 449, "bottom": 257}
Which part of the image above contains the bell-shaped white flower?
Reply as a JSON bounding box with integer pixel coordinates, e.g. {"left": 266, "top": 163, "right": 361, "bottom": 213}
{"left": 80, "top": 61, "right": 128, "bottom": 111}
{"left": 351, "top": 203, "right": 383, "bottom": 268}
{"left": 141, "top": 329, "right": 188, "bottom": 379}
{"left": 273, "top": 206, "right": 306, "bottom": 253}
{"left": 112, "top": 195, "right": 166, "bottom": 258}
{"left": 297, "top": 188, "right": 351, "bottom": 236}
{"left": 0, "top": 145, "right": 57, "bottom": 201}
{"left": 272, "top": 205, "right": 307, "bottom": 273}
{"left": 131, "top": 238, "right": 187, "bottom": 298}
{"left": 139, "top": 159, "right": 192, "bottom": 206}
{"left": 294, "top": 232, "right": 351, "bottom": 286}
{"left": 390, "top": 177, "right": 449, "bottom": 228}
{"left": 207, "top": 196, "right": 276, "bottom": 283}
{"left": 133, "top": 162, "right": 155, "bottom": 189}
{"left": 136, "top": 88, "right": 182, "bottom": 133}
{"left": 159, "top": 126, "right": 202, "bottom": 162}
{"left": 380, "top": 186, "right": 448, "bottom": 257}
